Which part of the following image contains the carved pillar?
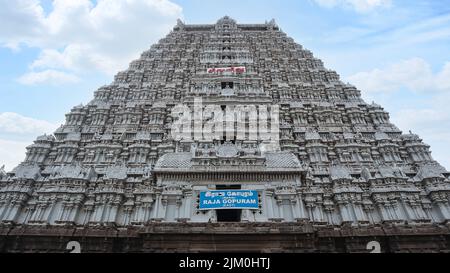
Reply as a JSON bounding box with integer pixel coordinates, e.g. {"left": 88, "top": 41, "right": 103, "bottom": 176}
{"left": 290, "top": 197, "right": 298, "bottom": 220}
{"left": 143, "top": 202, "right": 152, "bottom": 223}
{"left": 410, "top": 202, "right": 428, "bottom": 221}
{"left": 56, "top": 202, "right": 67, "bottom": 222}
{"left": 183, "top": 192, "right": 192, "bottom": 220}
{"left": 294, "top": 194, "right": 308, "bottom": 220}
{"left": 338, "top": 201, "right": 353, "bottom": 223}
{"left": 131, "top": 200, "right": 142, "bottom": 224}
{"left": 150, "top": 196, "right": 159, "bottom": 219}
{"left": 265, "top": 191, "right": 274, "bottom": 220}
{"left": 30, "top": 203, "right": 46, "bottom": 222}
{"left": 83, "top": 205, "right": 93, "bottom": 225}
{"left": 4, "top": 202, "right": 23, "bottom": 223}
{"left": 241, "top": 209, "right": 250, "bottom": 222}
{"left": 66, "top": 203, "right": 78, "bottom": 223}
{"left": 436, "top": 201, "right": 450, "bottom": 220}
{"left": 44, "top": 199, "right": 58, "bottom": 223}
{"left": 0, "top": 202, "right": 7, "bottom": 220}
{"left": 266, "top": 192, "right": 275, "bottom": 220}
{"left": 391, "top": 200, "right": 405, "bottom": 221}
{"left": 353, "top": 202, "right": 368, "bottom": 222}
{"left": 153, "top": 194, "right": 166, "bottom": 220}
{"left": 314, "top": 202, "right": 325, "bottom": 223}
{"left": 175, "top": 196, "right": 183, "bottom": 220}
{"left": 276, "top": 196, "right": 284, "bottom": 219}
{"left": 92, "top": 201, "right": 105, "bottom": 222}
{"left": 0, "top": 201, "right": 11, "bottom": 221}
{"left": 29, "top": 204, "right": 40, "bottom": 222}
{"left": 401, "top": 200, "right": 416, "bottom": 221}
{"left": 107, "top": 202, "right": 119, "bottom": 223}
{"left": 23, "top": 206, "right": 35, "bottom": 224}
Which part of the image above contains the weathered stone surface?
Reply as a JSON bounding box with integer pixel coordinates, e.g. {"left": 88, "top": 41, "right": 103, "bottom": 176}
{"left": 0, "top": 223, "right": 449, "bottom": 253}
{"left": 1, "top": 16, "right": 450, "bottom": 252}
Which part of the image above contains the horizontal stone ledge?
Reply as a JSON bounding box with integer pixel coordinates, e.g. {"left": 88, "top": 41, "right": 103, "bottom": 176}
{"left": 1, "top": 222, "right": 449, "bottom": 238}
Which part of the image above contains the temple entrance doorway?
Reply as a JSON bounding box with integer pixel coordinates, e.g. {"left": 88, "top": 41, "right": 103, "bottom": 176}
{"left": 216, "top": 184, "right": 242, "bottom": 222}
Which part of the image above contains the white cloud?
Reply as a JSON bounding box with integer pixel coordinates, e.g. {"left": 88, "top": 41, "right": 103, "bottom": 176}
{"left": 393, "top": 107, "right": 450, "bottom": 140}
{"left": 324, "top": 12, "right": 450, "bottom": 47}
{"left": 0, "top": 112, "right": 59, "bottom": 135}
{"left": 0, "top": 139, "right": 30, "bottom": 172}
{"left": 436, "top": 62, "right": 450, "bottom": 91}
{"left": 345, "top": 58, "right": 450, "bottom": 170}
{"left": 346, "top": 58, "right": 450, "bottom": 94}
{"left": 0, "top": 0, "right": 183, "bottom": 83}
{"left": 0, "top": 112, "right": 59, "bottom": 172}
{"left": 17, "top": 69, "right": 80, "bottom": 85}
{"left": 391, "top": 98, "right": 450, "bottom": 171}
{"left": 313, "top": 0, "right": 392, "bottom": 13}
{"left": 366, "top": 13, "right": 450, "bottom": 47}
{"left": 0, "top": 0, "right": 46, "bottom": 50}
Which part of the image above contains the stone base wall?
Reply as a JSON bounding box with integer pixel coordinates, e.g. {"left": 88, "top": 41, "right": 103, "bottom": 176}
{"left": 1, "top": 223, "right": 449, "bottom": 253}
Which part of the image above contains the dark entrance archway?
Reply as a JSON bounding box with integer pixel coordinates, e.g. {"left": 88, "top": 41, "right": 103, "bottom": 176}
{"left": 216, "top": 184, "right": 242, "bottom": 222}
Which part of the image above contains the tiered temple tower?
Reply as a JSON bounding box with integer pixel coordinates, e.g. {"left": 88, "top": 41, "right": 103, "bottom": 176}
{"left": 1, "top": 17, "right": 449, "bottom": 252}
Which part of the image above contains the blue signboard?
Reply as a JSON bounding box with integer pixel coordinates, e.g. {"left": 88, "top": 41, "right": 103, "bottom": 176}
{"left": 199, "top": 190, "right": 259, "bottom": 210}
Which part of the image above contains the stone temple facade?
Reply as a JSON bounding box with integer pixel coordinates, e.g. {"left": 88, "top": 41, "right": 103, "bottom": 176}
{"left": 1, "top": 17, "right": 450, "bottom": 253}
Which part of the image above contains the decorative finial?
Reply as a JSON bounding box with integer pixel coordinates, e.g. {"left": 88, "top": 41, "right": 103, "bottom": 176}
{"left": 0, "top": 165, "right": 6, "bottom": 177}
{"left": 176, "top": 19, "right": 185, "bottom": 30}
{"left": 267, "top": 19, "right": 277, "bottom": 30}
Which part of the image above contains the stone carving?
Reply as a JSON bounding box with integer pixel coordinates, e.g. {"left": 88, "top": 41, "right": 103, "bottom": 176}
{"left": 216, "top": 143, "right": 239, "bottom": 158}
{"left": 12, "top": 163, "right": 41, "bottom": 180}
{"left": 0, "top": 16, "right": 449, "bottom": 229}
{"left": 105, "top": 162, "right": 128, "bottom": 180}
{"left": 330, "top": 165, "right": 352, "bottom": 181}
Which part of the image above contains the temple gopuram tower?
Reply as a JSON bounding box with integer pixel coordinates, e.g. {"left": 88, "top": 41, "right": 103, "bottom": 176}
{"left": 1, "top": 16, "right": 450, "bottom": 253}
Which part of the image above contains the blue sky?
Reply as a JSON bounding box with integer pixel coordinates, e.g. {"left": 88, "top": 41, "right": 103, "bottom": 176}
{"left": 1, "top": 0, "right": 449, "bottom": 171}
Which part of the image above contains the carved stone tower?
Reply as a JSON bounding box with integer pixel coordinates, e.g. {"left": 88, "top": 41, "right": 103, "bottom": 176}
{"left": 1, "top": 17, "right": 449, "bottom": 253}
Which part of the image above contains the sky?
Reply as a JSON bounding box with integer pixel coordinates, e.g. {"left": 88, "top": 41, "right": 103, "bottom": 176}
{"left": 0, "top": 0, "right": 449, "bottom": 171}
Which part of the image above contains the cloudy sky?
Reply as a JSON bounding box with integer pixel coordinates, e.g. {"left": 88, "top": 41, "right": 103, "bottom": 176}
{"left": 0, "top": 0, "right": 449, "bottom": 171}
